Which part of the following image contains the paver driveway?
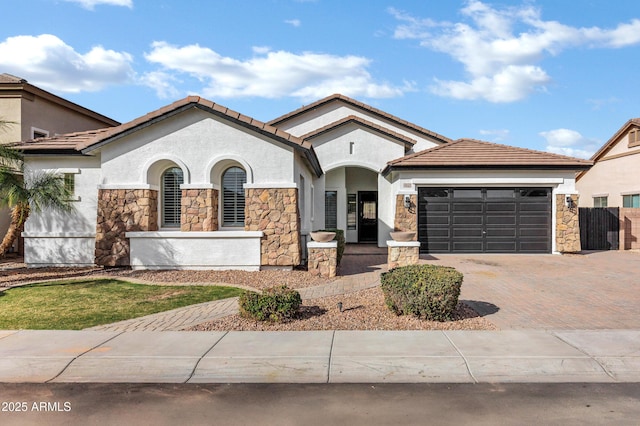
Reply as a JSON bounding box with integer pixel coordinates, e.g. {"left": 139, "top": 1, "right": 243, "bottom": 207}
{"left": 421, "top": 251, "right": 640, "bottom": 330}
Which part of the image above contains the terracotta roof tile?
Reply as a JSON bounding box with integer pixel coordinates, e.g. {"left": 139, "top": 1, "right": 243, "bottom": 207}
{"left": 268, "top": 93, "right": 451, "bottom": 144}
{"left": 301, "top": 115, "right": 417, "bottom": 147}
{"left": 385, "top": 138, "right": 593, "bottom": 172}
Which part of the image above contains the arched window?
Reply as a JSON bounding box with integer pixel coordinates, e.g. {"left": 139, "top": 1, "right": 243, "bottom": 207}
{"left": 161, "top": 167, "right": 183, "bottom": 227}
{"left": 222, "top": 166, "right": 246, "bottom": 227}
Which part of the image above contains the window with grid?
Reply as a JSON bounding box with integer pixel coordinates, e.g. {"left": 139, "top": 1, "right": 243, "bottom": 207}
{"left": 325, "top": 191, "right": 337, "bottom": 229}
{"left": 162, "top": 167, "right": 183, "bottom": 227}
{"left": 623, "top": 194, "right": 640, "bottom": 208}
{"left": 593, "top": 196, "right": 608, "bottom": 207}
{"left": 222, "top": 167, "right": 246, "bottom": 226}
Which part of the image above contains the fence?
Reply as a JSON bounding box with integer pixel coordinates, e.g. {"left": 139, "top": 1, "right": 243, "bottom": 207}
{"left": 579, "top": 207, "right": 619, "bottom": 250}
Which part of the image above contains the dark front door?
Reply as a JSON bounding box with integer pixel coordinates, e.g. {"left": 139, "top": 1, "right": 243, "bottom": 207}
{"left": 358, "top": 191, "right": 377, "bottom": 242}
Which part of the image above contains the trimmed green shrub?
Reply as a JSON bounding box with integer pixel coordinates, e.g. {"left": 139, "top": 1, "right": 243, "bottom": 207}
{"left": 239, "top": 285, "right": 302, "bottom": 322}
{"left": 317, "top": 228, "right": 345, "bottom": 265}
{"left": 380, "top": 264, "right": 463, "bottom": 321}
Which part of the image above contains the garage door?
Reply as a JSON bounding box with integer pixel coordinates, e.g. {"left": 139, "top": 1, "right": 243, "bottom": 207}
{"left": 418, "top": 187, "right": 551, "bottom": 253}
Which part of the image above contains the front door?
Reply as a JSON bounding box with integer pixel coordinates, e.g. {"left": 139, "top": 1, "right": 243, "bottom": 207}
{"left": 358, "top": 191, "right": 377, "bottom": 242}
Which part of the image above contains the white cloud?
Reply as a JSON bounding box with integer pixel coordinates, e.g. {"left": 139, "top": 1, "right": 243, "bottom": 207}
{"left": 479, "top": 128, "right": 510, "bottom": 142}
{"left": 0, "top": 34, "right": 134, "bottom": 92}
{"left": 540, "top": 128, "right": 599, "bottom": 159}
{"left": 62, "top": 0, "right": 132, "bottom": 9}
{"left": 285, "top": 19, "right": 301, "bottom": 28}
{"left": 143, "top": 42, "right": 409, "bottom": 100}
{"left": 391, "top": 1, "right": 640, "bottom": 102}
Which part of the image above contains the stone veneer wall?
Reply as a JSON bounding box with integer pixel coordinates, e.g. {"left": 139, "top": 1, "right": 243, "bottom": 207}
{"left": 555, "top": 194, "right": 581, "bottom": 253}
{"left": 95, "top": 189, "right": 158, "bottom": 266}
{"left": 308, "top": 247, "right": 337, "bottom": 278}
{"left": 394, "top": 194, "right": 417, "bottom": 237}
{"left": 245, "top": 188, "right": 301, "bottom": 267}
{"left": 388, "top": 245, "right": 420, "bottom": 269}
{"left": 181, "top": 188, "right": 218, "bottom": 231}
{"left": 620, "top": 208, "right": 640, "bottom": 250}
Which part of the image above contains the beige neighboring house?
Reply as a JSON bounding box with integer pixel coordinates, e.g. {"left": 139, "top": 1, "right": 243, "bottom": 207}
{"left": 576, "top": 118, "right": 640, "bottom": 249}
{"left": 0, "top": 73, "right": 119, "bottom": 254}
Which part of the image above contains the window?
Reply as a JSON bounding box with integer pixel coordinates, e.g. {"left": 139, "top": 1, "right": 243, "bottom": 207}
{"left": 325, "top": 191, "right": 337, "bottom": 229}
{"left": 64, "top": 173, "right": 75, "bottom": 195}
{"left": 161, "top": 167, "right": 183, "bottom": 227}
{"left": 623, "top": 194, "right": 640, "bottom": 208}
{"left": 30, "top": 127, "right": 49, "bottom": 139}
{"left": 629, "top": 129, "right": 640, "bottom": 148}
{"left": 222, "top": 167, "right": 246, "bottom": 226}
{"left": 347, "top": 194, "right": 357, "bottom": 230}
{"left": 593, "top": 196, "right": 608, "bottom": 208}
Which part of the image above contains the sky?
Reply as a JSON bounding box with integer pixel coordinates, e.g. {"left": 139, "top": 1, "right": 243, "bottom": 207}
{"left": 1, "top": 0, "right": 640, "bottom": 159}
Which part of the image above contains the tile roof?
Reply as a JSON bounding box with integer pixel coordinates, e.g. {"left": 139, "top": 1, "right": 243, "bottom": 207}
{"left": 268, "top": 93, "right": 452, "bottom": 144}
{"left": 383, "top": 138, "right": 593, "bottom": 174}
{"left": 16, "top": 96, "right": 323, "bottom": 176}
{"left": 0, "top": 73, "right": 26, "bottom": 83}
{"left": 300, "top": 115, "right": 417, "bottom": 147}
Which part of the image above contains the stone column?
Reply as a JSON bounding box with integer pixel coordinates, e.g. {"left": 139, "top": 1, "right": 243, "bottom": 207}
{"left": 245, "top": 187, "right": 301, "bottom": 267}
{"left": 394, "top": 194, "right": 417, "bottom": 237}
{"left": 307, "top": 241, "right": 337, "bottom": 278}
{"left": 95, "top": 188, "right": 158, "bottom": 267}
{"left": 555, "top": 194, "right": 581, "bottom": 253}
{"left": 181, "top": 188, "right": 218, "bottom": 231}
{"left": 387, "top": 240, "right": 420, "bottom": 269}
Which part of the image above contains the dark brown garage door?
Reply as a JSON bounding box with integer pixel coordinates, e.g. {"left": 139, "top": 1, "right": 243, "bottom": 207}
{"left": 418, "top": 187, "right": 551, "bottom": 253}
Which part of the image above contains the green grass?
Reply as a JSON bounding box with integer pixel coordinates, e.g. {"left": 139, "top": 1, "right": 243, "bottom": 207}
{"left": 0, "top": 279, "right": 244, "bottom": 330}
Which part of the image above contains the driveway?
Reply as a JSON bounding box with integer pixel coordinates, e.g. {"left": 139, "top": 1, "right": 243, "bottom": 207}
{"left": 421, "top": 251, "right": 640, "bottom": 330}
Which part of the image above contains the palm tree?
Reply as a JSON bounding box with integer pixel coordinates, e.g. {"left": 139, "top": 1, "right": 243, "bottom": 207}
{"left": 0, "top": 137, "right": 74, "bottom": 258}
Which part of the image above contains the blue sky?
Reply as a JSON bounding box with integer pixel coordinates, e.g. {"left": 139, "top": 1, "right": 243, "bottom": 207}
{"left": 1, "top": 0, "right": 639, "bottom": 158}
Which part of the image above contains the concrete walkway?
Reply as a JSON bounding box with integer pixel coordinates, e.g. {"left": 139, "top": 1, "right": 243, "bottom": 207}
{"left": 0, "top": 329, "right": 638, "bottom": 383}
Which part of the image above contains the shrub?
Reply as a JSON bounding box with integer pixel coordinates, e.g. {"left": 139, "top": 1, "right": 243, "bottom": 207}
{"left": 239, "top": 285, "right": 302, "bottom": 322}
{"left": 317, "top": 228, "right": 345, "bottom": 265}
{"left": 380, "top": 264, "right": 463, "bottom": 321}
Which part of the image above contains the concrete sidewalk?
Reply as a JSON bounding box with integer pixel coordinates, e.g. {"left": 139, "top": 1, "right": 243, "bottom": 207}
{"left": 0, "top": 329, "right": 638, "bottom": 383}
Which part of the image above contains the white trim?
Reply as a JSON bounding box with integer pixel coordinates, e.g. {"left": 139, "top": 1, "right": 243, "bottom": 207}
{"left": 206, "top": 154, "right": 254, "bottom": 184}
{"left": 396, "top": 190, "right": 417, "bottom": 195}
{"left": 126, "top": 231, "right": 264, "bottom": 238}
{"left": 621, "top": 190, "right": 640, "bottom": 196}
{"left": 43, "top": 168, "right": 80, "bottom": 174}
{"left": 386, "top": 240, "right": 421, "bottom": 247}
{"left": 307, "top": 241, "right": 338, "bottom": 249}
{"left": 30, "top": 126, "right": 49, "bottom": 138}
{"left": 22, "top": 232, "right": 95, "bottom": 238}
{"left": 243, "top": 182, "right": 297, "bottom": 189}
{"left": 323, "top": 160, "right": 381, "bottom": 173}
{"left": 592, "top": 193, "right": 609, "bottom": 198}
{"left": 411, "top": 177, "right": 564, "bottom": 185}
{"left": 140, "top": 154, "right": 191, "bottom": 185}
{"left": 97, "top": 184, "right": 159, "bottom": 191}
{"left": 180, "top": 183, "right": 218, "bottom": 190}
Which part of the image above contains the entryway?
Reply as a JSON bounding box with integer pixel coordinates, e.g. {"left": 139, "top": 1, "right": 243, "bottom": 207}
{"left": 358, "top": 191, "right": 377, "bottom": 243}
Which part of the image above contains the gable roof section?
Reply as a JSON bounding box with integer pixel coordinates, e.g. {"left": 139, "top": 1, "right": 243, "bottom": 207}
{"left": 300, "top": 115, "right": 417, "bottom": 147}
{"left": 16, "top": 96, "right": 323, "bottom": 176}
{"left": 382, "top": 138, "right": 593, "bottom": 175}
{"left": 576, "top": 118, "right": 640, "bottom": 181}
{"left": 268, "top": 93, "right": 452, "bottom": 145}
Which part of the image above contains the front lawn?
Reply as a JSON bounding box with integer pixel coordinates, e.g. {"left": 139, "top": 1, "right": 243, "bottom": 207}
{"left": 0, "top": 279, "right": 244, "bottom": 330}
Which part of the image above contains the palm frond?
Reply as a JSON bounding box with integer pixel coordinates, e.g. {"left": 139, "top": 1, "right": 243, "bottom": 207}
{"left": 23, "top": 170, "right": 75, "bottom": 214}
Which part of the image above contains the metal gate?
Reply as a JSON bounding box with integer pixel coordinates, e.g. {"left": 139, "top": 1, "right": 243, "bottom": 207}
{"left": 579, "top": 207, "right": 619, "bottom": 250}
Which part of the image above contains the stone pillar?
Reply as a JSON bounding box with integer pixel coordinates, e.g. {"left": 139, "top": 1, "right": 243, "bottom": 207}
{"left": 620, "top": 208, "right": 640, "bottom": 250}
{"left": 394, "top": 194, "right": 417, "bottom": 237}
{"left": 95, "top": 188, "right": 158, "bottom": 267}
{"left": 555, "top": 194, "right": 581, "bottom": 253}
{"left": 245, "top": 187, "right": 301, "bottom": 267}
{"left": 307, "top": 241, "right": 337, "bottom": 278}
{"left": 387, "top": 240, "right": 420, "bottom": 269}
{"left": 180, "top": 188, "right": 218, "bottom": 231}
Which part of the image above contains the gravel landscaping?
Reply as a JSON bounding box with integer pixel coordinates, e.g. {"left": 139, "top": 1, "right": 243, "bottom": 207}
{"left": 1, "top": 256, "right": 496, "bottom": 331}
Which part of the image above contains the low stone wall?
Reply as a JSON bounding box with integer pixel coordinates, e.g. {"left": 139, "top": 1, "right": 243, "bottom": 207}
{"left": 387, "top": 241, "right": 420, "bottom": 269}
{"left": 181, "top": 188, "right": 218, "bottom": 232}
{"left": 555, "top": 194, "right": 581, "bottom": 253}
{"left": 620, "top": 208, "right": 640, "bottom": 250}
{"left": 245, "top": 188, "right": 301, "bottom": 267}
{"left": 307, "top": 242, "right": 337, "bottom": 278}
{"left": 394, "top": 194, "right": 417, "bottom": 237}
{"left": 95, "top": 188, "right": 158, "bottom": 267}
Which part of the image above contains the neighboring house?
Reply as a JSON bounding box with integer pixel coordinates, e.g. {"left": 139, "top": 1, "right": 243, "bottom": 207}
{"left": 0, "top": 73, "right": 119, "bottom": 254}
{"left": 16, "top": 94, "right": 591, "bottom": 270}
{"left": 576, "top": 118, "right": 640, "bottom": 249}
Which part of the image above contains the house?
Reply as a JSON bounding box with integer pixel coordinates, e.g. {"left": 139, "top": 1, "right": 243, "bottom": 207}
{"left": 576, "top": 118, "right": 640, "bottom": 249}
{"left": 16, "top": 94, "right": 591, "bottom": 270}
{"left": 0, "top": 73, "right": 119, "bottom": 254}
